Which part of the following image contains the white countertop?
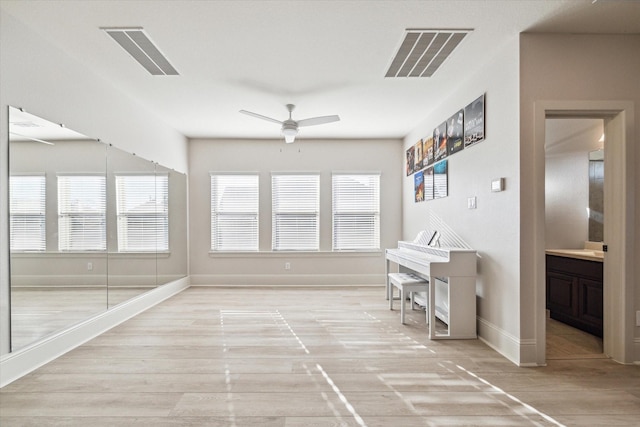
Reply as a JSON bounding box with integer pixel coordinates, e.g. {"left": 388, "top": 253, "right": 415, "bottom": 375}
{"left": 546, "top": 249, "right": 604, "bottom": 262}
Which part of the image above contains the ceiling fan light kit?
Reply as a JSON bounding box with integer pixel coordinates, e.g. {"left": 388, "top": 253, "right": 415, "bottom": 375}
{"left": 281, "top": 123, "right": 297, "bottom": 143}
{"left": 240, "top": 103, "right": 340, "bottom": 143}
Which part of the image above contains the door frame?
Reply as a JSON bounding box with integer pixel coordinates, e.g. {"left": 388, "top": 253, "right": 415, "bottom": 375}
{"left": 533, "top": 100, "right": 635, "bottom": 365}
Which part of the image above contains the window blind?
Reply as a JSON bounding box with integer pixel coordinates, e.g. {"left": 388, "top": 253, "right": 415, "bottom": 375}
{"left": 9, "top": 175, "right": 46, "bottom": 251}
{"left": 58, "top": 175, "right": 106, "bottom": 251}
{"left": 332, "top": 173, "right": 380, "bottom": 250}
{"left": 272, "top": 174, "right": 319, "bottom": 251}
{"left": 210, "top": 174, "right": 259, "bottom": 251}
{"left": 116, "top": 174, "right": 169, "bottom": 252}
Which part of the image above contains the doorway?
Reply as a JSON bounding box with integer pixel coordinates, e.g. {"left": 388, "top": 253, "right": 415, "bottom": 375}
{"left": 544, "top": 117, "right": 605, "bottom": 359}
{"left": 533, "top": 100, "right": 635, "bottom": 366}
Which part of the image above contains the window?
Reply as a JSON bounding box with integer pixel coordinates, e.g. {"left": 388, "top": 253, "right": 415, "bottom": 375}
{"left": 272, "top": 174, "right": 319, "bottom": 251}
{"left": 210, "top": 174, "right": 259, "bottom": 251}
{"left": 9, "top": 175, "right": 46, "bottom": 251}
{"left": 58, "top": 175, "right": 106, "bottom": 251}
{"left": 332, "top": 173, "right": 380, "bottom": 250}
{"left": 116, "top": 174, "right": 169, "bottom": 252}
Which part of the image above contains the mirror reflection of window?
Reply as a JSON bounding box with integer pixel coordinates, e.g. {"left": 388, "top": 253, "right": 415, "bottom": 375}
{"left": 115, "top": 174, "right": 169, "bottom": 252}
{"left": 57, "top": 175, "right": 107, "bottom": 251}
{"left": 9, "top": 175, "right": 46, "bottom": 252}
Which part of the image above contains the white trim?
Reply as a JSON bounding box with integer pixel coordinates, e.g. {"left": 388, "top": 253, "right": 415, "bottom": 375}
{"left": 190, "top": 273, "right": 384, "bottom": 287}
{"left": 533, "top": 100, "right": 635, "bottom": 366}
{"left": 0, "top": 276, "right": 190, "bottom": 388}
{"left": 9, "top": 274, "right": 182, "bottom": 287}
{"left": 209, "top": 250, "right": 383, "bottom": 258}
{"left": 477, "top": 317, "right": 523, "bottom": 366}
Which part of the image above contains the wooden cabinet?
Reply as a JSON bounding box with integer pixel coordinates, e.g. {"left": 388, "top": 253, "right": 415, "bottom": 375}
{"left": 546, "top": 254, "right": 603, "bottom": 337}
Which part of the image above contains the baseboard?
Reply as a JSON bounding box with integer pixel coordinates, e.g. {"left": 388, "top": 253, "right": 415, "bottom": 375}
{"left": 477, "top": 317, "right": 534, "bottom": 366}
{"left": 10, "top": 275, "right": 108, "bottom": 287}
{"left": 9, "top": 274, "right": 185, "bottom": 287}
{"left": 0, "top": 276, "right": 190, "bottom": 388}
{"left": 189, "top": 273, "right": 385, "bottom": 286}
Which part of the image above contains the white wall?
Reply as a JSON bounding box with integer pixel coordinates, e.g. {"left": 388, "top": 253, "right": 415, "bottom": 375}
{"left": 403, "top": 37, "right": 522, "bottom": 362}
{"left": 0, "top": 11, "right": 188, "bottom": 355}
{"left": 520, "top": 33, "right": 640, "bottom": 364}
{"left": 188, "top": 138, "right": 403, "bottom": 286}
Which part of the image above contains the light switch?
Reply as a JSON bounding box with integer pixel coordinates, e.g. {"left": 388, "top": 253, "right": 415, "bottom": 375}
{"left": 467, "top": 196, "right": 477, "bottom": 209}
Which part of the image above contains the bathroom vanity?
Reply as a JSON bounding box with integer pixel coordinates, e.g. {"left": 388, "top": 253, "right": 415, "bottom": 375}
{"left": 545, "top": 246, "right": 603, "bottom": 337}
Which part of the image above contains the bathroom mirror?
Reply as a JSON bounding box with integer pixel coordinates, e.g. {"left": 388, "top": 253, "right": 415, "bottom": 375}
{"left": 8, "top": 106, "right": 188, "bottom": 351}
{"left": 588, "top": 149, "right": 604, "bottom": 242}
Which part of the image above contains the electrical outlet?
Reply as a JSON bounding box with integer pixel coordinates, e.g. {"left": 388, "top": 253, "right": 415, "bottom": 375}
{"left": 87, "top": 262, "right": 93, "bottom": 271}
{"left": 636, "top": 310, "right": 640, "bottom": 327}
{"left": 285, "top": 262, "right": 291, "bottom": 270}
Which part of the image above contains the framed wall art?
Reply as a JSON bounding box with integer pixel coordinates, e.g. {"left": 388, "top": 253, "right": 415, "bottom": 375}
{"left": 447, "top": 109, "right": 464, "bottom": 155}
{"left": 434, "top": 121, "right": 448, "bottom": 162}
{"left": 434, "top": 159, "right": 448, "bottom": 199}
{"left": 464, "top": 94, "right": 485, "bottom": 148}
{"left": 414, "top": 170, "right": 425, "bottom": 202}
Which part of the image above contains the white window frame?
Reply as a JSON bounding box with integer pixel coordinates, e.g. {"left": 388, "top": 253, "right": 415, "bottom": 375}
{"left": 210, "top": 173, "right": 259, "bottom": 251}
{"left": 57, "top": 174, "right": 106, "bottom": 252}
{"left": 271, "top": 173, "right": 320, "bottom": 251}
{"left": 332, "top": 173, "right": 380, "bottom": 251}
{"left": 9, "top": 174, "right": 46, "bottom": 252}
{"left": 115, "top": 173, "right": 169, "bottom": 252}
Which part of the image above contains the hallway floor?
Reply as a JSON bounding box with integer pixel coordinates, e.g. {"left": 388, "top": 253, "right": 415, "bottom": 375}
{"left": 1, "top": 286, "right": 639, "bottom": 426}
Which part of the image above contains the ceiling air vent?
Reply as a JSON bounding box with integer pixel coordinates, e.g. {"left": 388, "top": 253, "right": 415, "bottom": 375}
{"left": 102, "top": 27, "right": 179, "bottom": 76}
{"left": 385, "top": 29, "right": 471, "bottom": 78}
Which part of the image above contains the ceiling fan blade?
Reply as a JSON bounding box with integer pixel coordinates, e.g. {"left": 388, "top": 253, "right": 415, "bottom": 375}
{"left": 297, "top": 115, "right": 340, "bottom": 127}
{"left": 239, "top": 110, "right": 283, "bottom": 125}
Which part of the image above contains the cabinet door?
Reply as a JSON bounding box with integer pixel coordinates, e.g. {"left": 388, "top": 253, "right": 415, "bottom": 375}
{"left": 547, "top": 271, "right": 577, "bottom": 315}
{"left": 578, "top": 278, "right": 603, "bottom": 336}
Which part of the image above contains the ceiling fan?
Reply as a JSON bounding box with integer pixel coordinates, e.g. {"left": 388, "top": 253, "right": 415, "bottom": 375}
{"left": 239, "top": 104, "right": 340, "bottom": 143}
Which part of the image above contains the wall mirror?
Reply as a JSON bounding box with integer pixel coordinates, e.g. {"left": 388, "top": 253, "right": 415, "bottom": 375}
{"left": 588, "top": 149, "right": 604, "bottom": 242}
{"left": 8, "top": 106, "right": 187, "bottom": 352}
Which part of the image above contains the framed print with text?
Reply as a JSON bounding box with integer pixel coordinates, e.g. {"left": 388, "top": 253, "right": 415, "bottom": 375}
{"left": 424, "top": 166, "right": 434, "bottom": 201}
{"left": 423, "top": 136, "right": 434, "bottom": 167}
{"left": 464, "top": 94, "right": 485, "bottom": 148}
{"left": 447, "top": 109, "right": 464, "bottom": 155}
{"left": 434, "top": 121, "right": 448, "bottom": 162}
{"left": 434, "top": 159, "right": 448, "bottom": 199}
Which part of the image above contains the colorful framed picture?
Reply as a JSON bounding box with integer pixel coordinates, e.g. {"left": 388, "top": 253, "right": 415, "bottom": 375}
{"left": 414, "top": 170, "right": 425, "bottom": 202}
{"left": 406, "top": 145, "right": 415, "bottom": 176}
{"left": 434, "top": 159, "right": 448, "bottom": 199}
{"left": 414, "top": 139, "right": 424, "bottom": 171}
{"left": 423, "top": 136, "right": 434, "bottom": 167}
{"left": 447, "top": 109, "right": 464, "bottom": 155}
{"left": 464, "top": 94, "right": 485, "bottom": 148}
{"left": 434, "top": 121, "right": 448, "bottom": 162}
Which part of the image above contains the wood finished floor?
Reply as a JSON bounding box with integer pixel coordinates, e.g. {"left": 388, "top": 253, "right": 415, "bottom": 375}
{"left": 1, "top": 286, "right": 639, "bottom": 426}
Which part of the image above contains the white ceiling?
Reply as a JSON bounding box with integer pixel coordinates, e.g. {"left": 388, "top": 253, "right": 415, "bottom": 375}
{"left": 545, "top": 118, "right": 604, "bottom": 156}
{"left": 2, "top": 0, "right": 640, "bottom": 141}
